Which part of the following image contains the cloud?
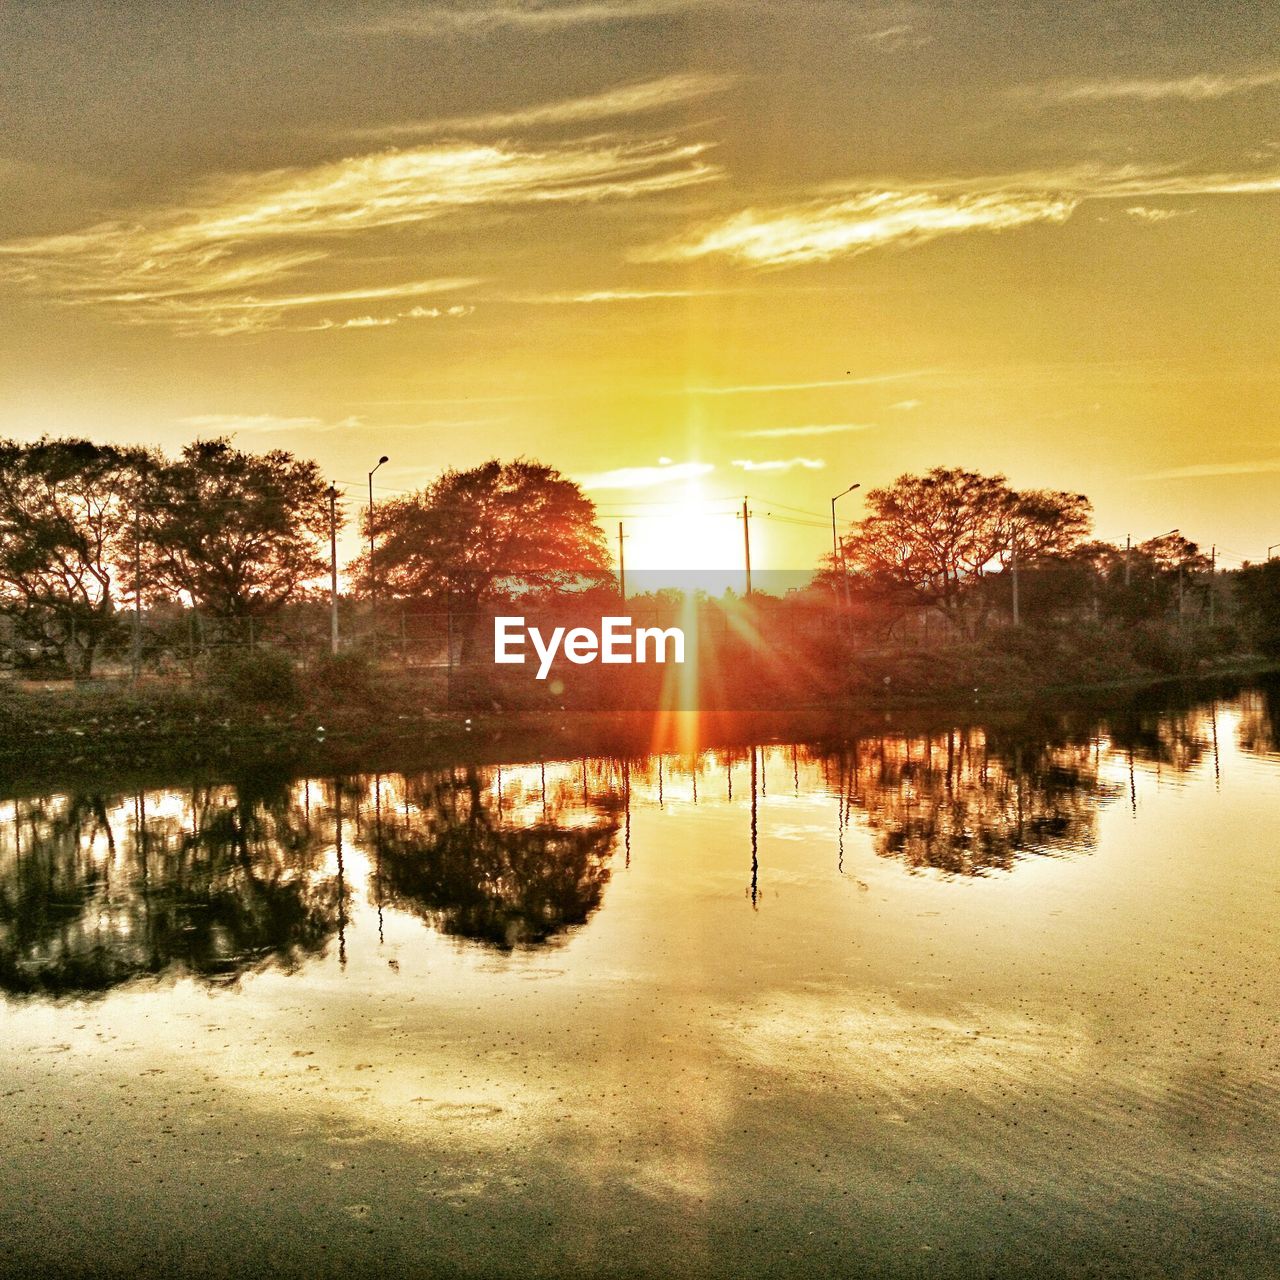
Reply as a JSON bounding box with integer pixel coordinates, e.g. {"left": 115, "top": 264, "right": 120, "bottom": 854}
{"left": 301, "top": 303, "right": 474, "bottom": 331}
{"left": 342, "top": 72, "right": 736, "bottom": 141}
{"left": 177, "top": 411, "right": 502, "bottom": 436}
{"left": 1140, "top": 458, "right": 1280, "bottom": 480}
{"left": 641, "top": 190, "right": 1076, "bottom": 267}
{"left": 508, "top": 287, "right": 714, "bottom": 304}
{"left": 348, "top": 1, "right": 691, "bottom": 35}
{"left": 177, "top": 413, "right": 362, "bottom": 435}
{"left": 581, "top": 460, "right": 714, "bottom": 489}
{"left": 1124, "top": 205, "right": 1185, "bottom": 222}
{"left": 212, "top": 278, "right": 477, "bottom": 311}
{"left": 731, "top": 456, "right": 825, "bottom": 472}
{"left": 0, "top": 137, "right": 718, "bottom": 332}
{"left": 736, "top": 422, "right": 874, "bottom": 439}
{"left": 1017, "top": 68, "right": 1280, "bottom": 105}
{"left": 681, "top": 370, "right": 928, "bottom": 395}
{"left": 889, "top": 398, "right": 921, "bottom": 410}
{"left": 642, "top": 160, "right": 1280, "bottom": 268}
{"left": 859, "top": 23, "right": 927, "bottom": 50}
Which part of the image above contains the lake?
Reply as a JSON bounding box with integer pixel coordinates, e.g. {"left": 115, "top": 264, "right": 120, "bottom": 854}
{"left": 2, "top": 683, "right": 1278, "bottom": 1278}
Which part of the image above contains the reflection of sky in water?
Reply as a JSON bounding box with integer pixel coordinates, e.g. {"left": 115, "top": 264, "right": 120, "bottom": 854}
{"left": 1, "top": 688, "right": 1278, "bottom": 1276}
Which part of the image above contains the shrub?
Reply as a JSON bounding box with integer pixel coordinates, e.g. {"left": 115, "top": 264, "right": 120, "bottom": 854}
{"left": 203, "top": 646, "right": 301, "bottom": 707}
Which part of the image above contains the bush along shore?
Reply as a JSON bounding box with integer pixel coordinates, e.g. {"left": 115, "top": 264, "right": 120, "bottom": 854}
{"left": 2, "top": 620, "right": 1275, "bottom": 776}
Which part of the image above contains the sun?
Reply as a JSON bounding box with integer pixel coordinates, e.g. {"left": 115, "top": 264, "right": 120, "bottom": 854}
{"left": 617, "top": 480, "right": 756, "bottom": 593}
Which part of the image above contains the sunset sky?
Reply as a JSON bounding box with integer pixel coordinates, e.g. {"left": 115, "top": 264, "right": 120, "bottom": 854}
{"left": 2, "top": 0, "right": 1277, "bottom": 571}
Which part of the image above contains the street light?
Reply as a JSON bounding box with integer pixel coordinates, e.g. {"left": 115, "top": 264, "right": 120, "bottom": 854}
{"left": 830, "top": 483, "right": 861, "bottom": 569}
{"left": 1269, "top": 542, "right": 1280, "bottom": 559}
{"left": 1125, "top": 528, "right": 1177, "bottom": 586}
{"left": 368, "top": 456, "right": 389, "bottom": 623}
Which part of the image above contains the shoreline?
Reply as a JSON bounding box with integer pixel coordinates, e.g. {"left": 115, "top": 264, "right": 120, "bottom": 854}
{"left": 2, "top": 657, "right": 1274, "bottom": 790}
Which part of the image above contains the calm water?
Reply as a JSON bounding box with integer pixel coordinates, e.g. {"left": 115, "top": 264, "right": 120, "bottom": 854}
{"left": 2, "top": 686, "right": 1278, "bottom": 1278}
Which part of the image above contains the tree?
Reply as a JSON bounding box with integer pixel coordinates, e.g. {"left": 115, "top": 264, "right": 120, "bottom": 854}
{"left": 352, "top": 458, "right": 612, "bottom": 612}
{"left": 142, "top": 439, "right": 332, "bottom": 630}
{"left": 1234, "top": 559, "right": 1280, "bottom": 657}
{"left": 1004, "top": 488, "right": 1093, "bottom": 562}
{"left": 1118, "top": 532, "right": 1211, "bottom": 620}
{"left": 840, "top": 467, "right": 1092, "bottom": 622}
{"left": 0, "top": 437, "right": 150, "bottom": 676}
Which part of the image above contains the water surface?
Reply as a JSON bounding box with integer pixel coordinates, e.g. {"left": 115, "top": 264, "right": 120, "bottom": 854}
{"left": 2, "top": 685, "right": 1278, "bottom": 1277}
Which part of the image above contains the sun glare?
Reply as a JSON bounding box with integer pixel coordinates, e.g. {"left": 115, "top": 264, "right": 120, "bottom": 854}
{"left": 620, "top": 482, "right": 755, "bottom": 592}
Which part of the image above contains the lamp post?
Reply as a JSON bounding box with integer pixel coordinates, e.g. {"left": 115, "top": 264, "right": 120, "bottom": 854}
{"left": 830, "top": 484, "right": 861, "bottom": 571}
{"left": 368, "top": 455, "right": 388, "bottom": 633}
{"left": 1269, "top": 542, "right": 1280, "bottom": 560}
{"left": 327, "top": 485, "right": 340, "bottom": 655}
{"left": 1125, "top": 527, "right": 1179, "bottom": 585}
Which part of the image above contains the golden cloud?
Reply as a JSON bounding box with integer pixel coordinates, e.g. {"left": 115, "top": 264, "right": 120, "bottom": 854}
{"left": 642, "top": 190, "right": 1077, "bottom": 267}
{"left": 0, "top": 137, "right": 719, "bottom": 333}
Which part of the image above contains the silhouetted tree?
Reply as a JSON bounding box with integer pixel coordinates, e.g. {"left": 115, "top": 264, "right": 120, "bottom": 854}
{"left": 0, "top": 437, "right": 152, "bottom": 675}
{"left": 1234, "top": 559, "right": 1280, "bottom": 657}
{"left": 351, "top": 458, "right": 612, "bottom": 616}
{"left": 141, "top": 438, "right": 332, "bottom": 630}
{"left": 840, "top": 467, "right": 1092, "bottom": 625}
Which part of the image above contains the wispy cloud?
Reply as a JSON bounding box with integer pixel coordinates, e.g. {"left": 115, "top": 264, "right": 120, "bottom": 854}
{"left": 1141, "top": 458, "right": 1280, "bottom": 480}
{"left": 508, "top": 286, "right": 715, "bottom": 304}
{"left": 349, "top": 1, "right": 691, "bottom": 36}
{"left": 1124, "top": 205, "right": 1186, "bottom": 222}
{"left": 681, "top": 370, "right": 928, "bottom": 395}
{"left": 644, "top": 160, "right": 1280, "bottom": 268}
{"left": 581, "top": 460, "right": 713, "bottom": 489}
{"left": 216, "top": 278, "right": 477, "bottom": 311}
{"left": 177, "top": 413, "right": 362, "bottom": 435}
{"left": 642, "top": 190, "right": 1075, "bottom": 267}
{"left": 302, "top": 303, "right": 474, "bottom": 331}
{"left": 1016, "top": 68, "right": 1280, "bottom": 106}
{"left": 889, "top": 398, "right": 921, "bottom": 410}
{"left": 859, "top": 23, "right": 927, "bottom": 50}
{"left": 177, "top": 411, "right": 502, "bottom": 435}
{"left": 342, "top": 72, "right": 735, "bottom": 141}
{"left": 736, "top": 422, "right": 874, "bottom": 439}
{"left": 731, "top": 456, "right": 825, "bottom": 472}
{"left": 0, "top": 138, "right": 718, "bottom": 333}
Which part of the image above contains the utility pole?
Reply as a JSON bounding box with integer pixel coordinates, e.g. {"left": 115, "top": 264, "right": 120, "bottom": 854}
{"left": 368, "top": 455, "right": 388, "bottom": 640}
{"left": 132, "top": 504, "right": 143, "bottom": 683}
{"left": 830, "top": 483, "right": 860, "bottom": 610}
{"left": 1011, "top": 537, "right": 1020, "bottom": 627}
{"left": 838, "top": 536, "right": 853, "bottom": 610}
{"left": 741, "top": 497, "right": 753, "bottom": 598}
{"left": 1124, "top": 535, "right": 1131, "bottom": 587}
{"left": 1209, "top": 545, "right": 1216, "bottom": 624}
{"left": 618, "top": 521, "right": 626, "bottom": 603}
{"left": 327, "top": 485, "right": 340, "bottom": 655}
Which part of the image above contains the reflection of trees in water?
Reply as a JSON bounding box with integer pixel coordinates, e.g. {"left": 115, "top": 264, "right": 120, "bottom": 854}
{"left": 1106, "top": 706, "right": 1212, "bottom": 774}
{"left": 817, "top": 729, "right": 1120, "bottom": 876}
{"left": 372, "top": 766, "right": 620, "bottom": 951}
{"left": 0, "top": 782, "right": 339, "bottom": 997}
{"left": 1237, "top": 683, "right": 1280, "bottom": 760}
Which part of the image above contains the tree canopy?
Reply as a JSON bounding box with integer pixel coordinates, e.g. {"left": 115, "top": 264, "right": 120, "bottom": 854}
{"left": 0, "top": 437, "right": 150, "bottom": 675}
{"left": 840, "top": 467, "right": 1093, "bottom": 615}
{"left": 353, "top": 458, "right": 613, "bottom": 607}
{"left": 141, "top": 438, "right": 333, "bottom": 624}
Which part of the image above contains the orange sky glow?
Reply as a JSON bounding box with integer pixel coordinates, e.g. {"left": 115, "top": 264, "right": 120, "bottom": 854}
{"left": 1, "top": 0, "right": 1277, "bottom": 573}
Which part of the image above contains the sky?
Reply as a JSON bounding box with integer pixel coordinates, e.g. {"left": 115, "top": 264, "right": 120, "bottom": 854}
{"left": 1, "top": 0, "right": 1278, "bottom": 572}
